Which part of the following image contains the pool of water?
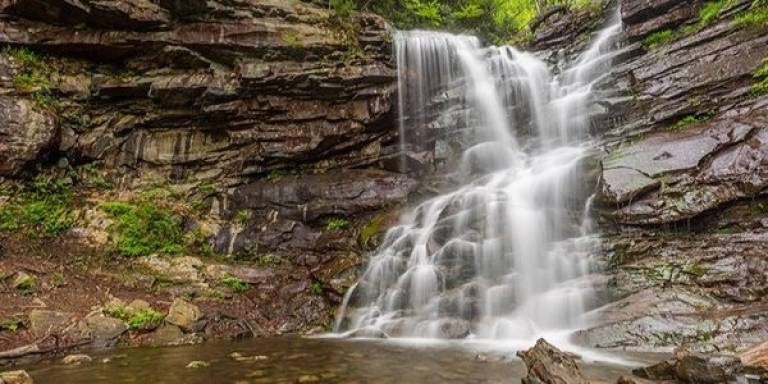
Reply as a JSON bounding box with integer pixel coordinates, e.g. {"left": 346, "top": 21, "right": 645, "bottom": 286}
{"left": 26, "top": 336, "right": 643, "bottom": 383}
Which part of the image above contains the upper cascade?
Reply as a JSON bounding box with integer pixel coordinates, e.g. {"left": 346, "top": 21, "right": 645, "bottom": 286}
{"left": 335, "top": 17, "right": 623, "bottom": 343}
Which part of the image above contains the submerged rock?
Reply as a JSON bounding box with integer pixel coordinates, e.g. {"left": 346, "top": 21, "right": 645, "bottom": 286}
{"left": 185, "top": 361, "right": 209, "bottom": 369}
{"left": 517, "top": 339, "right": 589, "bottom": 384}
{"left": 61, "top": 354, "right": 92, "bottom": 366}
{"left": 0, "top": 370, "right": 33, "bottom": 384}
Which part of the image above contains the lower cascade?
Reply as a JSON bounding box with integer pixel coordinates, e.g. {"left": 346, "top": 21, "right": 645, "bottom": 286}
{"left": 335, "top": 19, "right": 623, "bottom": 342}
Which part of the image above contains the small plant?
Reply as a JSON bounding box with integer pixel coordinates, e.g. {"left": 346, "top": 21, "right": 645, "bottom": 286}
{"left": 127, "top": 309, "right": 165, "bottom": 330}
{"left": 643, "top": 29, "right": 675, "bottom": 48}
{"left": 325, "top": 217, "right": 349, "bottom": 231}
{"left": 0, "top": 318, "right": 23, "bottom": 333}
{"left": 698, "top": 0, "right": 736, "bottom": 25}
{"left": 0, "top": 175, "right": 75, "bottom": 237}
{"left": 51, "top": 272, "right": 66, "bottom": 287}
{"left": 1, "top": 46, "right": 55, "bottom": 111}
{"left": 101, "top": 201, "right": 184, "bottom": 257}
{"left": 256, "top": 253, "right": 277, "bottom": 267}
{"left": 734, "top": 0, "right": 768, "bottom": 28}
{"left": 14, "top": 275, "right": 36, "bottom": 292}
{"left": 311, "top": 280, "right": 323, "bottom": 295}
{"left": 103, "top": 304, "right": 131, "bottom": 320}
{"left": 220, "top": 273, "right": 250, "bottom": 293}
{"left": 751, "top": 58, "right": 768, "bottom": 96}
{"left": 266, "top": 170, "right": 287, "bottom": 184}
{"left": 235, "top": 210, "right": 252, "bottom": 225}
{"left": 330, "top": 0, "right": 355, "bottom": 17}
{"left": 670, "top": 111, "right": 716, "bottom": 130}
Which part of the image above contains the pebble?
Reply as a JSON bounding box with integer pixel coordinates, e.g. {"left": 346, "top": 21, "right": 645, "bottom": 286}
{"left": 62, "top": 354, "right": 92, "bottom": 365}
{"left": 185, "top": 361, "right": 210, "bottom": 369}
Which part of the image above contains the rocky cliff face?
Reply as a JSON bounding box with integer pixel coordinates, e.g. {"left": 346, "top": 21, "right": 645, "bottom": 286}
{"left": 531, "top": 0, "right": 768, "bottom": 355}
{"left": 0, "top": 0, "right": 414, "bottom": 355}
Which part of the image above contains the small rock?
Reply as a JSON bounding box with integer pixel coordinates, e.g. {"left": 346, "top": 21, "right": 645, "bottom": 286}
{"left": 62, "top": 354, "right": 92, "bottom": 365}
{"left": 517, "top": 338, "right": 589, "bottom": 384}
{"left": 185, "top": 361, "right": 209, "bottom": 369}
{"left": 632, "top": 359, "right": 676, "bottom": 380}
{"left": 229, "top": 352, "right": 268, "bottom": 362}
{"left": 298, "top": 375, "right": 320, "bottom": 382}
{"left": 0, "top": 370, "right": 33, "bottom": 384}
{"left": 165, "top": 298, "right": 205, "bottom": 332}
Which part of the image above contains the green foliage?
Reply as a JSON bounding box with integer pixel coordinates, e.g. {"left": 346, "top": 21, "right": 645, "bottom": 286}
{"left": 1, "top": 46, "right": 56, "bottom": 110}
{"left": 220, "top": 273, "right": 251, "bottom": 293}
{"left": 235, "top": 210, "right": 252, "bottom": 225}
{"left": 101, "top": 201, "right": 184, "bottom": 257}
{"left": 127, "top": 309, "right": 165, "bottom": 330}
{"left": 266, "top": 170, "right": 287, "bottom": 183}
{"left": 330, "top": 0, "right": 356, "bottom": 17}
{"left": 311, "top": 280, "right": 324, "bottom": 295}
{"left": 699, "top": 0, "right": 735, "bottom": 25}
{"left": 643, "top": 29, "right": 675, "bottom": 48}
{"left": 0, "top": 318, "right": 23, "bottom": 333}
{"left": 752, "top": 58, "right": 768, "bottom": 96}
{"left": 734, "top": 0, "right": 768, "bottom": 28}
{"left": 670, "top": 111, "right": 716, "bottom": 130}
{"left": 359, "top": 214, "right": 386, "bottom": 246}
{"left": 0, "top": 176, "right": 75, "bottom": 237}
{"left": 355, "top": 0, "right": 600, "bottom": 45}
{"left": 103, "top": 304, "right": 131, "bottom": 320}
{"left": 325, "top": 217, "right": 349, "bottom": 231}
{"left": 14, "top": 275, "right": 36, "bottom": 292}
{"left": 256, "top": 253, "right": 278, "bottom": 267}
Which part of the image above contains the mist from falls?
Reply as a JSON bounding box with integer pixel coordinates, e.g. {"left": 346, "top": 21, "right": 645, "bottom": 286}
{"left": 335, "top": 20, "right": 623, "bottom": 344}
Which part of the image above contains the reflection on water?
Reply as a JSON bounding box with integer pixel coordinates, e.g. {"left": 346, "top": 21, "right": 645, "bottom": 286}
{"left": 26, "top": 336, "right": 637, "bottom": 383}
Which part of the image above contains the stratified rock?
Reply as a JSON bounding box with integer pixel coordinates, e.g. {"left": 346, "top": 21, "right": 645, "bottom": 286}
{"left": 517, "top": 339, "right": 589, "bottom": 384}
{"left": 675, "top": 352, "right": 743, "bottom": 384}
{"left": 165, "top": 298, "right": 204, "bottom": 332}
{"left": 61, "top": 354, "right": 92, "bottom": 365}
{"left": 741, "top": 340, "right": 768, "bottom": 367}
{"left": 0, "top": 370, "right": 33, "bottom": 384}
{"left": 0, "top": 97, "right": 57, "bottom": 177}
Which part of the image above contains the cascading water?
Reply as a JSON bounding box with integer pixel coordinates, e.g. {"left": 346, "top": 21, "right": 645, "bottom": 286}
{"left": 335, "top": 19, "right": 623, "bottom": 344}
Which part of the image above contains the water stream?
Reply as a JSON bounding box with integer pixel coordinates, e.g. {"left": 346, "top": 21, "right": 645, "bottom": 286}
{"left": 335, "top": 20, "right": 623, "bottom": 346}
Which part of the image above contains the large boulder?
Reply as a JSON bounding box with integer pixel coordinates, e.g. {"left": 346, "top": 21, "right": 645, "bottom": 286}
{"left": 0, "top": 96, "right": 57, "bottom": 177}
{"left": 165, "top": 298, "right": 204, "bottom": 332}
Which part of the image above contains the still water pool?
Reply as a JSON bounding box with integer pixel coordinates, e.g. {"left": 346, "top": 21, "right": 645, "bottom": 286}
{"left": 26, "top": 336, "right": 641, "bottom": 383}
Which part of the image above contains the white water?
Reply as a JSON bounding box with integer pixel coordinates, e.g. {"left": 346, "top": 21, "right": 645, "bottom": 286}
{"left": 336, "top": 20, "right": 622, "bottom": 346}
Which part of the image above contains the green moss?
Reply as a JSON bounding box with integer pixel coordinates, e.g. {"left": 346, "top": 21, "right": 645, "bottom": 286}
{"left": 0, "top": 176, "right": 75, "bottom": 237}
{"left": 0, "top": 318, "right": 23, "bottom": 333}
{"left": 14, "top": 275, "right": 36, "bottom": 292}
{"left": 220, "top": 273, "right": 250, "bottom": 293}
{"left": 1, "top": 46, "right": 56, "bottom": 111}
{"left": 311, "top": 280, "right": 323, "bottom": 295}
{"left": 751, "top": 58, "right": 768, "bottom": 96}
{"left": 103, "top": 304, "right": 131, "bottom": 320}
{"left": 256, "top": 253, "right": 278, "bottom": 267}
{"left": 734, "top": 1, "right": 768, "bottom": 28}
{"left": 281, "top": 31, "right": 303, "bottom": 48}
{"left": 643, "top": 29, "right": 675, "bottom": 48}
{"left": 670, "top": 111, "right": 716, "bottom": 130}
{"left": 330, "top": 0, "right": 356, "bottom": 17}
{"left": 699, "top": 0, "right": 736, "bottom": 25}
{"left": 127, "top": 309, "right": 165, "bottom": 330}
{"left": 101, "top": 201, "right": 184, "bottom": 257}
{"left": 359, "top": 214, "right": 386, "bottom": 246}
{"left": 325, "top": 217, "right": 349, "bottom": 231}
{"left": 266, "top": 170, "right": 287, "bottom": 184}
{"left": 235, "top": 210, "right": 252, "bottom": 225}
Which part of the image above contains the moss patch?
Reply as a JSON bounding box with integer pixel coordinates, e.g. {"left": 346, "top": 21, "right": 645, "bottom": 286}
{"left": 751, "top": 57, "right": 768, "bottom": 96}
{"left": 101, "top": 201, "right": 185, "bottom": 257}
{"left": 0, "top": 176, "right": 75, "bottom": 237}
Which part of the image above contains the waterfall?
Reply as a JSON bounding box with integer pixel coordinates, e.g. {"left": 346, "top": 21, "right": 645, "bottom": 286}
{"left": 335, "top": 19, "right": 622, "bottom": 343}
